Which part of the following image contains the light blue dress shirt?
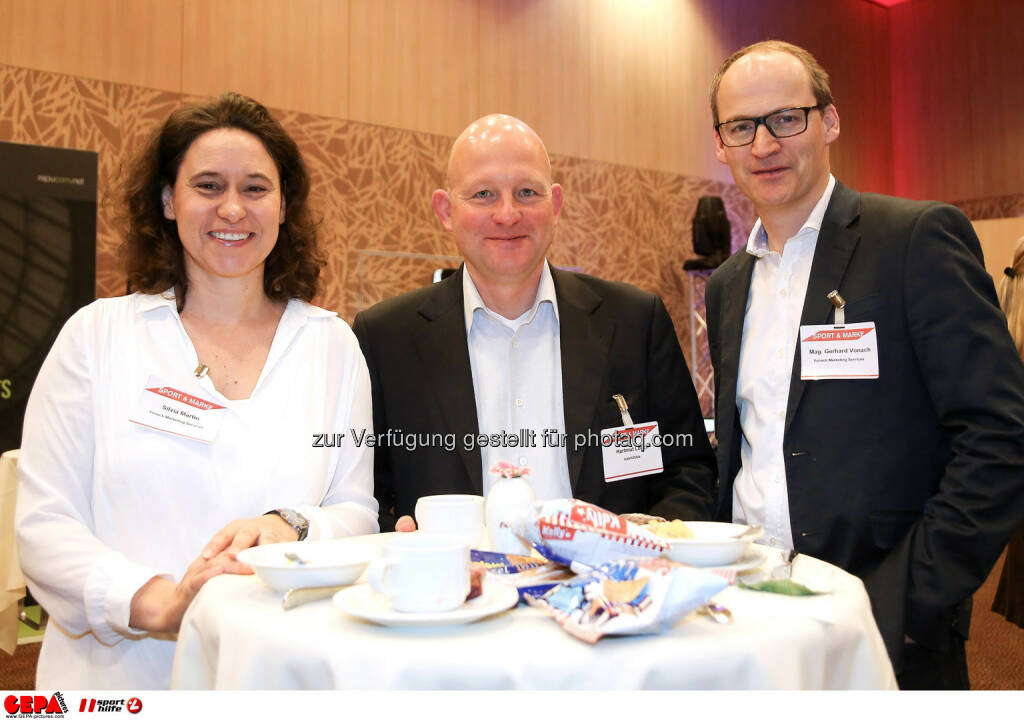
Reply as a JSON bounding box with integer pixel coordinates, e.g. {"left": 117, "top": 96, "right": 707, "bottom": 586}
{"left": 463, "top": 261, "right": 572, "bottom": 499}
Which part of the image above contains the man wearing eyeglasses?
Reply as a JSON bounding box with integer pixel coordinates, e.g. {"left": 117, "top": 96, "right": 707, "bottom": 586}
{"left": 705, "top": 40, "right": 1024, "bottom": 689}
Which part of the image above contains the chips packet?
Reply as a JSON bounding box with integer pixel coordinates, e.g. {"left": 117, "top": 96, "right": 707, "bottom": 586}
{"left": 525, "top": 556, "right": 728, "bottom": 643}
{"left": 517, "top": 499, "right": 668, "bottom": 568}
{"left": 470, "top": 549, "right": 549, "bottom": 576}
{"left": 470, "top": 550, "right": 575, "bottom": 601}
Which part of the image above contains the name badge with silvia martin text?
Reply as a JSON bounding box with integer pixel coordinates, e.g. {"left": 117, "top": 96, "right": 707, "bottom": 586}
{"left": 800, "top": 322, "right": 879, "bottom": 380}
{"left": 600, "top": 422, "right": 664, "bottom": 482}
{"left": 129, "top": 375, "right": 227, "bottom": 443}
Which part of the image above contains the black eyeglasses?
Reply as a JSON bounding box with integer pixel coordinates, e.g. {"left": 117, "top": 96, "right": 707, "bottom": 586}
{"left": 715, "top": 104, "right": 827, "bottom": 147}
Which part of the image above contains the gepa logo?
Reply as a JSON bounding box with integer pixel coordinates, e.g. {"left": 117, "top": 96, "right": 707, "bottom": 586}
{"left": 4, "top": 692, "right": 67, "bottom": 717}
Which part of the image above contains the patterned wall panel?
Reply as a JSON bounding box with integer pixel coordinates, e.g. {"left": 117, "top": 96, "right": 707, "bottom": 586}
{"left": 0, "top": 66, "right": 184, "bottom": 299}
{"left": 954, "top": 194, "right": 1024, "bottom": 222}
{"left": 1, "top": 63, "right": 758, "bottom": 414}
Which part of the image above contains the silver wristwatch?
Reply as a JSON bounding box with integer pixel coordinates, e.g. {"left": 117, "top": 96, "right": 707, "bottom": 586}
{"left": 265, "top": 508, "right": 309, "bottom": 541}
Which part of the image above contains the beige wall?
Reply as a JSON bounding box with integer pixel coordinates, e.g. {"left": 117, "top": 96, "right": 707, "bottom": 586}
{"left": 4, "top": 0, "right": 1021, "bottom": 205}
{"left": 974, "top": 217, "right": 1024, "bottom": 286}
{"left": 0, "top": 0, "right": 892, "bottom": 195}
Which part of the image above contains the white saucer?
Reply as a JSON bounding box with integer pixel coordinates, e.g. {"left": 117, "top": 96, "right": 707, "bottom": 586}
{"left": 333, "top": 579, "right": 519, "bottom": 627}
{"left": 706, "top": 545, "right": 767, "bottom": 574}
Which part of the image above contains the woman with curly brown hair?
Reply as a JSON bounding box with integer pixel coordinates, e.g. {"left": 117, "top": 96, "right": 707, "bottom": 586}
{"left": 16, "top": 93, "right": 377, "bottom": 688}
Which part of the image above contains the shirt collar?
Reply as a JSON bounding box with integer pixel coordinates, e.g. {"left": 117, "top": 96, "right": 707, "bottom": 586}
{"left": 745, "top": 174, "right": 836, "bottom": 258}
{"left": 463, "top": 260, "right": 559, "bottom": 333}
{"left": 134, "top": 290, "right": 177, "bottom": 314}
{"left": 133, "top": 290, "right": 336, "bottom": 321}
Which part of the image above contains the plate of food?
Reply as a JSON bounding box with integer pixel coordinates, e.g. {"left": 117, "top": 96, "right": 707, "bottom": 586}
{"left": 706, "top": 545, "right": 767, "bottom": 574}
{"left": 237, "top": 539, "right": 379, "bottom": 592}
{"left": 645, "top": 520, "right": 764, "bottom": 567}
{"left": 333, "top": 576, "right": 519, "bottom": 627}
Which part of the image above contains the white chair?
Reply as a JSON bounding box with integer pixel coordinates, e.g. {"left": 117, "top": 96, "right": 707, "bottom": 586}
{"left": 1, "top": 449, "right": 26, "bottom": 654}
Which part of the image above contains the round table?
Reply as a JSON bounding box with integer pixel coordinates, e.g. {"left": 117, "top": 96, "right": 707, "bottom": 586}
{"left": 172, "top": 533, "right": 897, "bottom": 690}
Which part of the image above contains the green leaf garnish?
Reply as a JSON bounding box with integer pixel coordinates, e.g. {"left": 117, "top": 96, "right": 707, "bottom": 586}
{"left": 738, "top": 578, "right": 820, "bottom": 596}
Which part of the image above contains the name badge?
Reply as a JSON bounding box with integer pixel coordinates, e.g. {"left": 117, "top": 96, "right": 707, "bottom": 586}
{"left": 129, "top": 374, "right": 227, "bottom": 443}
{"left": 799, "top": 322, "right": 879, "bottom": 380}
{"left": 601, "top": 422, "right": 664, "bottom": 482}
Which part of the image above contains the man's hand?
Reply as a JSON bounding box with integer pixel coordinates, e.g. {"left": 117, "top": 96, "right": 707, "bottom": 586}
{"left": 395, "top": 515, "right": 417, "bottom": 532}
{"left": 200, "top": 515, "right": 297, "bottom": 563}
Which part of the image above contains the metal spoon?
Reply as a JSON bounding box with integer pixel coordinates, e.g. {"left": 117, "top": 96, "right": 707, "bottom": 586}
{"left": 284, "top": 551, "right": 308, "bottom": 565}
{"left": 282, "top": 585, "right": 345, "bottom": 610}
{"left": 698, "top": 603, "right": 733, "bottom": 624}
{"left": 731, "top": 525, "right": 762, "bottom": 540}
{"left": 771, "top": 549, "right": 799, "bottom": 579}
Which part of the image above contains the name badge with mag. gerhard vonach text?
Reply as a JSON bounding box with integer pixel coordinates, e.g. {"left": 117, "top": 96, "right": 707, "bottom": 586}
{"left": 799, "top": 322, "right": 879, "bottom": 380}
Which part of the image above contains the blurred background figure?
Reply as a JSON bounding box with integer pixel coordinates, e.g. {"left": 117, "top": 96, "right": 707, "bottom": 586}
{"left": 993, "top": 235, "right": 1024, "bottom": 628}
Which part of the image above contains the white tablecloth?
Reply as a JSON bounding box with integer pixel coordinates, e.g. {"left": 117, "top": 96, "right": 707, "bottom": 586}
{"left": 173, "top": 534, "right": 897, "bottom": 690}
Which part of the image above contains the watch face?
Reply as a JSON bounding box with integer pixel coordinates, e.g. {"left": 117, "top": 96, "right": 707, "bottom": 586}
{"left": 271, "top": 509, "right": 308, "bottom": 540}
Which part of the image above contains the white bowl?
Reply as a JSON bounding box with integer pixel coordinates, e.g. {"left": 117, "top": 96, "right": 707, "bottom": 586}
{"left": 659, "top": 522, "right": 763, "bottom": 567}
{"left": 237, "top": 538, "right": 380, "bottom": 592}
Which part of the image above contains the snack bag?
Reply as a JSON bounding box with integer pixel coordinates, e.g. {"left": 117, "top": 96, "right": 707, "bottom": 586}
{"left": 470, "top": 550, "right": 575, "bottom": 600}
{"left": 470, "top": 550, "right": 549, "bottom": 576}
{"left": 525, "top": 556, "right": 728, "bottom": 643}
{"left": 517, "top": 499, "right": 667, "bottom": 568}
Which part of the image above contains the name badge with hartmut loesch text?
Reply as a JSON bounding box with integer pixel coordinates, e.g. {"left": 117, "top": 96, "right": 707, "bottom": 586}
{"left": 129, "top": 374, "right": 227, "bottom": 443}
{"left": 800, "top": 322, "right": 879, "bottom": 380}
{"left": 601, "top": 421, "right": 665, "bottom": 482}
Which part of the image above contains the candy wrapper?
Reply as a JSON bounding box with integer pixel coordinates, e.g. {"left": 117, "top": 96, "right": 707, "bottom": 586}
{"left": 470, "top": 549, "right": 550, "bottom": 576}
{"left": 516, "top": 499, "right": 667, "bottom": 569}
{"left": 525, "top": 556, "right": 728, "bottom": 643}
{"left": 471, "top": 550, "right": 575, "bottom": 600}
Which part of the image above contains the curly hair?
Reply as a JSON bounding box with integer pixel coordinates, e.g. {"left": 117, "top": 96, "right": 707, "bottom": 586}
{"left": 120, "top": 92, "right": 323, "bottom": 308}
{"left": 710, "top": 40, "right": 834, "bottom": 127}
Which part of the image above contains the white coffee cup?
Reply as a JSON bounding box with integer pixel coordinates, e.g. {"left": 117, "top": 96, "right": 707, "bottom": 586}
{"left": 414, "top": 494, "right": 485, "bottom": 548}
{"left": 368, "top": 533, "right": 470, "bottom": 613}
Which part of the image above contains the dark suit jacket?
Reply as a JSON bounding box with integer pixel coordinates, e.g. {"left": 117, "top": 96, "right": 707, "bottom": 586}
{"left": 706, "top": 180, "right": 1024, "bottom": 671}
{"left": 352, "top": 265, "right": 716, "bottom": 532}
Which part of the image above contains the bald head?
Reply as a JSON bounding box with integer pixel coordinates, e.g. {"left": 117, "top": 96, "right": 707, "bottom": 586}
{"left": 432, "top": 114, "right": 563, "bottom": 316}
{"left": 445, "top": 114, "right": 552, "bottom": 189}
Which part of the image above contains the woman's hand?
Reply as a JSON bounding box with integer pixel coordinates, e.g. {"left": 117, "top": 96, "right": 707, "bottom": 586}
{"left": 128, "top": 554, "right": 229, "bottom": 633}
{"left": 200, "top": 514, "right": 297, "bottom": 562}
{"left": 395, "top": 515, "right": 417, "bottom": 532}
{"left": 127, "top": 515, "right": 296, "bottom": 634}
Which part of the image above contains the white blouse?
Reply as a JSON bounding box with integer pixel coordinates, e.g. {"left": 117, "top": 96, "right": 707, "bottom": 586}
{"left": 16, "top": 292, "right": 377, "bottom": 688}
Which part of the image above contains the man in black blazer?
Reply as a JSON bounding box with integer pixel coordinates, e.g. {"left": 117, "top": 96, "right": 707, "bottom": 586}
{"left": 705, "top": 41, "right": 1024, "bottom": 689}
{"left": 353, "top": 114, "right": 715, "bottom": 534}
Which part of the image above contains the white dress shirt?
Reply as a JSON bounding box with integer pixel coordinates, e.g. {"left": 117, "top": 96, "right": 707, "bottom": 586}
{"left": 16, "top": 292, "right": 377, "bottom": 689}
{"left": 733, "top": 176, "right": 836, "bottom": 550}
{"left": 464, "top": 262, "right": 572, "bottom": 500}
